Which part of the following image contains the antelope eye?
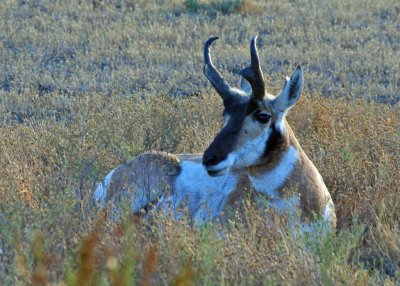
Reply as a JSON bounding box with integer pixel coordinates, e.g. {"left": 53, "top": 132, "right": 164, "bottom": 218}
{"left": 255, "top": 113, "right": 271, "bottom": 124}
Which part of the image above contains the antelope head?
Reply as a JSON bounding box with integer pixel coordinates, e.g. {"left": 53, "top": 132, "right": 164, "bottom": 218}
{"left": 203, "top": 36, "right": 303, "bottom": 176}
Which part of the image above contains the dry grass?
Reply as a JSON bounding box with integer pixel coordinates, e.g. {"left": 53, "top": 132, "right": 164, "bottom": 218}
{"left": 0, "top": 0, "right": 399, "bottom": 285}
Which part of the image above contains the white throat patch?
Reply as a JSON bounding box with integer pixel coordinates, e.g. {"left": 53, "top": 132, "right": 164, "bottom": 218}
{"left": 249, "top": 145, "right": 298, "bottom": 199}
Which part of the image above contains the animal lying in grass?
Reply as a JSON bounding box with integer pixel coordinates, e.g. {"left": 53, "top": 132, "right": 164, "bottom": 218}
{"left": 93, "top": 36, "right": 336, "bottom": 230}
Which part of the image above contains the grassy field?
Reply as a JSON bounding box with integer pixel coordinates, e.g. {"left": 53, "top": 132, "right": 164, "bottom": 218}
{"left": 0, "top": 0, "right": 399, "bottom": 285}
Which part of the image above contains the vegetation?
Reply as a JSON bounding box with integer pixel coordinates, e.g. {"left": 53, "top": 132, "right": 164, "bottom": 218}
{"left": 0, "top": 0, "right": 399, "bottom": 285}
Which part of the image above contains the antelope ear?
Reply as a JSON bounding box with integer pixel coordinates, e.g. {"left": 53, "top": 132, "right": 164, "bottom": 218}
{"left": 272, "top": 65, "right": 303, "bottom": 113}
{"left": 239, "top": 75, "right": 252, "bottom": 95}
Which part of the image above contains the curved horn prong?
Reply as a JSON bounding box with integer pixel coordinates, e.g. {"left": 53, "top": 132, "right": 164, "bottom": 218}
{"left": 204, "top": 37, "right": 234, "bottom": 102}
{"left": 238, "top": 36, "right": 265, "bottom": 100}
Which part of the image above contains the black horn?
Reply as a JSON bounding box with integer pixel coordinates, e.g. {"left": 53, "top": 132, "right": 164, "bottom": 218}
{"left": 238, "top": 36, "right": 265, "bottom": 101}
{"left": 204, "top": 37, "right": 235, "bottom": 103}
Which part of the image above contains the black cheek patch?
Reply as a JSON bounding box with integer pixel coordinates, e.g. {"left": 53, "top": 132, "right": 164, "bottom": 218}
{"left": 263, "top": 125, "right": 285, "bottom": 158}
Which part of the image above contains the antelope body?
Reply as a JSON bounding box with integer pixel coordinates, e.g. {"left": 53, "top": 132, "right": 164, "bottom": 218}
{"left": 94, "top": 37, "right": 336, "bottom": 229}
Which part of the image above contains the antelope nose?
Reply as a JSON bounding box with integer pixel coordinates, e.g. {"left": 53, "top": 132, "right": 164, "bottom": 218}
{"left": 203, "top": 153, "right": 219, "bottom": 167}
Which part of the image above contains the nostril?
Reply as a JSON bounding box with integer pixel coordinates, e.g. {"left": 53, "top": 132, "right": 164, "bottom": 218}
{"left": 204, "top": 154, "right": 219, "bottom": 167}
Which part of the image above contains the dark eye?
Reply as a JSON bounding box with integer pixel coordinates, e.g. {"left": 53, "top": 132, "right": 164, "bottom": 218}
{"left": 255, "top": 113, "right": 271, "bottom": 124}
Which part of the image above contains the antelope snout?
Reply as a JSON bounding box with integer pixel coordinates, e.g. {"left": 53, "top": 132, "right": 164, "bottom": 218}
{"left": 202, "top": 148, "right": 233, "bottom": 177}
{"left": 203, "top": 153, "right": 220, "bottom": 168}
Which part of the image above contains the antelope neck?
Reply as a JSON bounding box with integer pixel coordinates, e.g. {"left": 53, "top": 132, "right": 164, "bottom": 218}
{"left": 246, "top": 121, "right": 299, "bottom": 195}
{"left": 248, "top": 144, "right": 299, "bottom": 198}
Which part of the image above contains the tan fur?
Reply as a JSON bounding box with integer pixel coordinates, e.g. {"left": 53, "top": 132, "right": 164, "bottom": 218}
{"left": 234, "top": 116, "right": 272, "bottom": 149}
{"left": 95, "top": 37, "right": 336, "bottom": 228}
{"left": 98, "top": 118, "right": 335, "bottom": 232}
{"left": 233, "top": 102, "right": 286, "bottom": 170}
{"left": 285, "top": 122, "right": 336, "bottom": 227}
{"left": 105, "top": 151, "right": 180, "bottom": 215}
{"left": 99, "top": 127, "right": 336, "bottom": 227}
{"left": 249, "top": 120, "right": 336, "bottom": 228}
{"left": 226, "top": 100, "right": 336, "bottom": 227}
{"left": 175, "top": 153, "right": 203, "bottom": 163}
{"left": 215, "top": 173, "right": 255, "bottom": 226}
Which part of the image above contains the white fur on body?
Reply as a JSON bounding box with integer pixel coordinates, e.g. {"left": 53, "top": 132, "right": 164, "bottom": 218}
{"left": 93, "top": 37, "right": 337, "bottom": 232}
{"left": 173, "top": 161, "right": 239, "bottom": 224}
{"left": 93, "top": 146, "right": 335, "bottom": 227}
{"left": 94, "top": 169, "right": 114, "bottom": 207}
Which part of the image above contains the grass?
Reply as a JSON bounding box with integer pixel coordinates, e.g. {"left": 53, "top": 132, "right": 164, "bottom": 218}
{"left": 0, "top": 0, "right": 399, "bottom": 285}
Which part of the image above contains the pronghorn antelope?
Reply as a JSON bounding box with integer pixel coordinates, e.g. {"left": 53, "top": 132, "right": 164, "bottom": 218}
{"left": 94, "top": 36, "right": 336, "bottom": 229}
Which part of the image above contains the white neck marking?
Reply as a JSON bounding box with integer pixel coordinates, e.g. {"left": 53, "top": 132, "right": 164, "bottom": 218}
{"left": 249, "top": 145, "right": 298, "bottom": 199}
